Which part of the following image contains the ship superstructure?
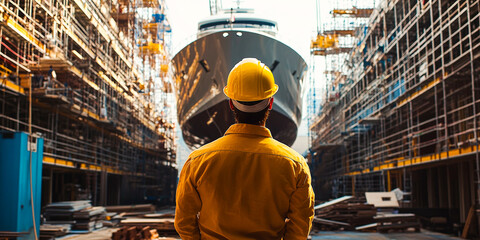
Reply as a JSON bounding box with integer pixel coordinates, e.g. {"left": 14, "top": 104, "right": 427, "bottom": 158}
{"left": 173, "top": 8, "right": 307, "bottom": 149}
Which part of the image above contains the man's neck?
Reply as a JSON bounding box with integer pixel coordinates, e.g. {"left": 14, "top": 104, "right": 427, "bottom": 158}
{"left": 235, "top": 122, "right": 265, "bottom": 127}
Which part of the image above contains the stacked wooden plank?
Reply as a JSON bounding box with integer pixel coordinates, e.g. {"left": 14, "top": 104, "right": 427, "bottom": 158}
{"left": 354, "top": 192, "right": 421, "bottom": 233}
{"left": 42, "top": 201, "right": 106, "bottom": 232}
{"left": 43, "top": 201, "right": 92, "bottom": 222}
{"left": 72, "top": 206, "right": 107, "bottom": 231}
{"left": 111, "top": 216, "right": 177, "bottom": 240}
{"left": 120, "top": 218, "right": 175, "bottom": 231}
{"left": 316, "top": 202, "right": 377, "bottom": 226}
{"left": 39, "top": 224, "right": 70, "bottom": 238}
{"left": 105, "top": 204, "right": 156, "bottom": 215}
{"left": 374, "top": 213, "right": 421, "bottom": 233}
{"left": 111, "top": 226, "right": 177, "bottom": 240}
{"left": 313, "top": 193, "right": 421, "bottom": 233}
{"left": 313, "top": 197, "right": 376, "bottom": 230}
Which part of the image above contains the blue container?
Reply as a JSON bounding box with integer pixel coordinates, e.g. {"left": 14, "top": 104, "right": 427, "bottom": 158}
{"left": 152, "top": 13, "right": 165, "bottom": 22}
{"left": 0, "top": 132, "right": 43, "bottom": 239}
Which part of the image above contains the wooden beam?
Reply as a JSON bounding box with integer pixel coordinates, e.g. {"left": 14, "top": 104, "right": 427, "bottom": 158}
{"left": 387, "top": 170, "right": 391, "bottom": 192}
{"left": 447, "top": 165, "right": 452, "bottom": 208}
{"left": 462, "top": 205, "right": 475, "bottom": 238}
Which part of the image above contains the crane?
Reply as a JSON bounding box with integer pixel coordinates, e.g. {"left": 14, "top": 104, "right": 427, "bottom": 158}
{"left": 209, "top": 0, "right": 223, "bottom": 15}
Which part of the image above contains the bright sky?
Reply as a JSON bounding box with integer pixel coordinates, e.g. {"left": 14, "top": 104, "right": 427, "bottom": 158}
{"left": 165, "top": 0, "right": 319, "bottom": 61}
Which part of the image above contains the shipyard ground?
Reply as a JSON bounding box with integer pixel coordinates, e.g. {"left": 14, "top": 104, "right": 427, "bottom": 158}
{"left": 51, "top": 228, "right": 462, "bottom": 240}
{"left": 310, "top": 230, "right": 462, "bottom": 240}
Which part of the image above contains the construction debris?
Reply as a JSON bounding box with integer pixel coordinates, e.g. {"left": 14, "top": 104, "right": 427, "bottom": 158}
{"left": 313, "top": 217, "right": 351, "bottom": 230}
{"left": 365, "top": 192, "right": 400, "bottom": 209}
{"left": 312, "top": 194, "right": 420, "bottom": 233}
{"left": 314, "top": 195, "right": 353, "bottom": 210}
{"left": 374, "top": 213, "right": 421, "bottom": 233}
{"left": 314, "top": 197, "right": 376, "bottom": 230}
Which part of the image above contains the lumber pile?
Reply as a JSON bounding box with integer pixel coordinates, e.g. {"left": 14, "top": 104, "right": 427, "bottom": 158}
{"left": 363, "top": 192, "right": 421, "bottom": 233}
{"left": 105, "top": 204, "right": 156, "bottom": 216}
{"left": 312, "top": 192, "right": 421, "bottom": 233}
{"left": 42, "top": 201, "right": 106, "bottom": 233}
{"left": 43, "top": 201, "right": 91, "bottom": 221}
{"left": 72, "top": 206, "right": 107, "bottom": 231}
{"left": 316, "top": 202, "right": 376, "bottom": 228}
{"left": 111, "top": 217, "right": 176, "bottom": 240}
{"left": 39, "top": 224, "right": 70, "bottom": 238}
{"left": 313, "top": 196, "right": 376, "bottom": 230}
{"left": 120, "top": 218, "right": 175, "bottom": 231}
{"left": 111, "top": 226, "right": 177, "bottom": 240}
{"left": 374, "top": 213, "right": 421, "bottom": 233}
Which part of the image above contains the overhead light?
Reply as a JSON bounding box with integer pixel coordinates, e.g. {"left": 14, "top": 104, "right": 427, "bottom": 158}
{"left": 223, "top": 32, "right": 229, "bottom": 37}
{"left": 236, "top": 32, "right": 242, "bottom": 36}
{"left": 72, "top": 50, "right": 84, "bottom": 60}
{"left": 206, "top": 111, "right": 217, "bottom": 125}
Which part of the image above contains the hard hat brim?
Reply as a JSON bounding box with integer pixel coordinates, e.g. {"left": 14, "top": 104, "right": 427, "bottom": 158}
{"left": 223, "top": 84, "right": 278, "bottom": 102}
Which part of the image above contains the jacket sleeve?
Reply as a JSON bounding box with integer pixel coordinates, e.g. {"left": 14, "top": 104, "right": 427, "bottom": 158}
{"left": 174, "top": 159, "right": 202, "bottom": 240}
{"left": 284, "top": 160, "right": 315, "bottom": 240}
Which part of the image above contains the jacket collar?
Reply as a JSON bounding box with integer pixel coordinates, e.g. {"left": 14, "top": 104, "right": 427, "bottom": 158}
{"left": 224, "top": 123, "right": 272, "bottom": 138}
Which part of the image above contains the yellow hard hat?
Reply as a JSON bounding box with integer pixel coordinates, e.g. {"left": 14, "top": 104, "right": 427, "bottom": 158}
{"left": 223, "top": 58, "right": 278, "bottom": 102}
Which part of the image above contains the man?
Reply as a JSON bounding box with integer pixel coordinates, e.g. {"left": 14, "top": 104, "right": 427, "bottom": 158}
{"left": 175, "top": 58, "right": 315, "bottom": 239}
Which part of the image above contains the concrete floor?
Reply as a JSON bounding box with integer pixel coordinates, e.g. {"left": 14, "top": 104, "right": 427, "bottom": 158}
{"left": 57, "top": 228, "right": 119, "bottom": 240}
{"left": 57, "top": 228, "right": 177, "bottom": 240}
{"left": 310, "top": 230, "right": 462, "bottom": 240}
{"left": 56, "top": 228, "right": 462, "bottom": 240}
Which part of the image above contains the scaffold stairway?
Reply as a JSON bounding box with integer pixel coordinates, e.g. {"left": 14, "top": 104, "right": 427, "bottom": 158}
{"left": 402, "top": 170, "right": 412, "bottom": 204}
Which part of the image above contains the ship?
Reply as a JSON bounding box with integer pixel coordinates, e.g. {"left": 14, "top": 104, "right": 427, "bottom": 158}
{"left": 173, "top": 8, "right": 307, "bottom": 149}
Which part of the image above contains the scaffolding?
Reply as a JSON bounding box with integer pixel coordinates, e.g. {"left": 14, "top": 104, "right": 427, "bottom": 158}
{"left": 309, "top": 0, "right": 480, "bottom": 233}
{"left": 0, "top": 0, "right": 177, "bottom": 206}
{"left": 308, "top": 0, "right": 374, "bottom": 197}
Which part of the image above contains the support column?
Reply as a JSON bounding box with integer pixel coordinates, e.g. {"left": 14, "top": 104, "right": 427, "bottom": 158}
{"left": 99, "top": 170, "right": 107, "bottom": 206}
{"left": 447, "top": 164, "right": 452, "bottom": 208}
{"left": 427, "top": 168, "right": 434, "bottom": 208}
{"left": 460, "top": 162, "right": 467, "bottom": 222}
{"left": 352, "top": 175, "right": 356, "bottom": 197}
{"left": 48, "top": 168, "right": 53, "bottom": 205}
{"left": 387, "top": 170, "right": 391, "bottom": 192}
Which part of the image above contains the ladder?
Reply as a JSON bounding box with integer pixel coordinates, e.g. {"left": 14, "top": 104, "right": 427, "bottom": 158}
{"left": 402, "top": 168, "right": 412, "bottom": 207}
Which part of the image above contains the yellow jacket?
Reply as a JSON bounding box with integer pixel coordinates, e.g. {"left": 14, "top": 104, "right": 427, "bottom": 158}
{"left": 175, "top": 124, "right": 315, "bottom": 239}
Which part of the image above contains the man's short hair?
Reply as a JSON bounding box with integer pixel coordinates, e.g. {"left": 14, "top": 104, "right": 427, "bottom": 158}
{"left": 232, "top": 100, "right": 270, "bottom": 125}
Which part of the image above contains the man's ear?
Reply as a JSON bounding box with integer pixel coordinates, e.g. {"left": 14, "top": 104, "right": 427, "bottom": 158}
{"left": 268, "top": 98, "right": 274, "bottom": 110}
{"left": 229, "top": 99, "right": 234, "bottom": 110}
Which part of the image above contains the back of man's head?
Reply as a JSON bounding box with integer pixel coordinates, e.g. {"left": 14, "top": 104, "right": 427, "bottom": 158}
{"left": 224, "top": 58, "right": 278, "bottom": 126}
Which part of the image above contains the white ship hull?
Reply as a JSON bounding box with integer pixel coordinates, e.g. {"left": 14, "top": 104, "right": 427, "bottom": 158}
{"left": 173, "top": 29, "right": 306, "bottom": 149}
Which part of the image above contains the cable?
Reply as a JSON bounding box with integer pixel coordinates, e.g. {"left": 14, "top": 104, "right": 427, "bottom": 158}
{"left": 28, "top": 74, "right": 38, "bottom": 240}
